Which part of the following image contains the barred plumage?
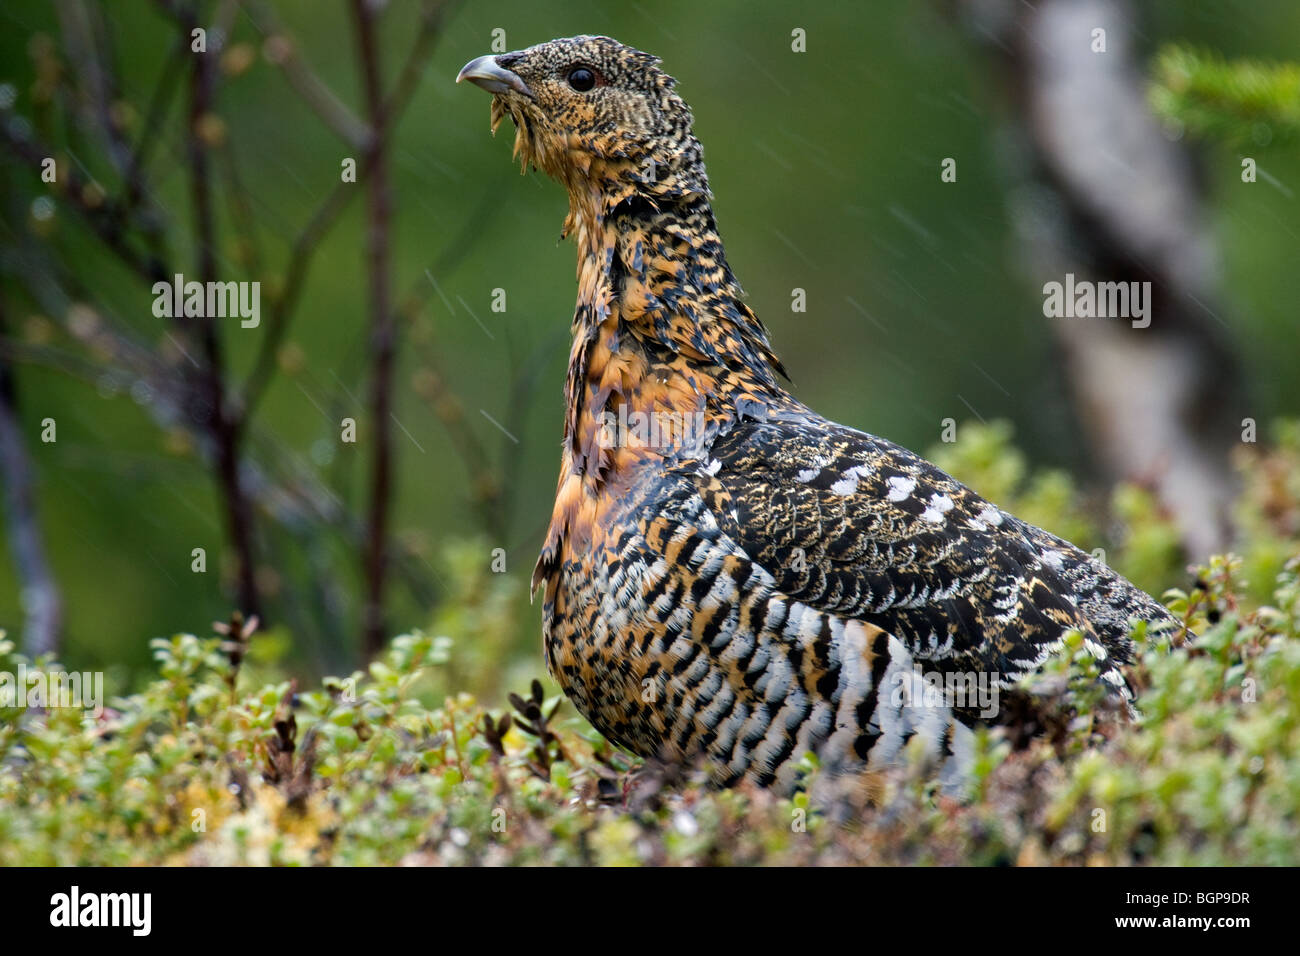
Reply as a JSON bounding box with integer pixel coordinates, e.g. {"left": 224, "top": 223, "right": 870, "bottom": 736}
{"left": 458, "top": 35, "right": 1182, "bottom": 792}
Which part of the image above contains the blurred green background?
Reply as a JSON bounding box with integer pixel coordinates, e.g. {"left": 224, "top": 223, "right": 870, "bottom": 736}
{"left": 0, "top": 0, "right": 1296, "bottom": 692}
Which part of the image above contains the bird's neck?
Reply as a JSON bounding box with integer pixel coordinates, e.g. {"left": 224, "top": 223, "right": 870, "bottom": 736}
{"left": 560, "top": 192, "right": 791, "bottom": 480}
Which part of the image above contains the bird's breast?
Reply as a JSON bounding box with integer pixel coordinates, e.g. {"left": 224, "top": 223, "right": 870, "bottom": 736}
{"left": 537, "top": 475, "right": 911, "bottom": 791}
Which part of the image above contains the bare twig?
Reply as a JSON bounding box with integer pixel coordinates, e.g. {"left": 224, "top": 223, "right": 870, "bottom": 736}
{"left": 241, "top": 0, "right": 369, "bottom": 150}
{"left": 176, "top": 1, "right": 262, "bottom": 619}
{"left": 381, "top": 0, "right": 458, "bottom": 119}
{"left": 120, "top": 35, "right": 186, "bottom": 233}
{"left": 216, "top": 139, "right": 265, "bottom": 279}
{"left": 237, "top": 158, "right": 372, "bottom": 419}
{"left": 351, "top": 0, "right": 396, "bottom": 659}
{"left": 240, "top": 0, "right": 458, "bottom": 421}
{"left": 0, "top": 119, "right": 167, "bottom": 284}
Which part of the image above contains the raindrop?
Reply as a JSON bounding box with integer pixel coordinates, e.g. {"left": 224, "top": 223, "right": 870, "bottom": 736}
{"left": 130, "top": 380, "right": 155, "bottom": 406}
{"left": 6, "top": 116, "right": 32, "bottom": 141}
{"left": 311, "top": 438, "right": 336, "bottom": 467}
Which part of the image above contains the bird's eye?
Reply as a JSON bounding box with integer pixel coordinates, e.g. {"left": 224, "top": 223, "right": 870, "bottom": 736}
{"left": 566, "top": 67, "right": 597, "bottom": 92}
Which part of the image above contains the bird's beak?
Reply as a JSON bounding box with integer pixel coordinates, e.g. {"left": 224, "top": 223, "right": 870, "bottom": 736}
{"left": 456, "top": 55, "right": 532, "bottom": 98}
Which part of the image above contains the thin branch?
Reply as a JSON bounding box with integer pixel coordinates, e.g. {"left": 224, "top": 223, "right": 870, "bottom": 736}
{"left": 0, "top": 118, "right": 168, "bottom": 284}
{"left": 381, "top": 0, "right": 460, "bottom": 119}
{"left": 237, "top": 157, "right": 372, "bottom": 418}
{"left": 406, "top": 341, "right": 500, "bottom": 536}
{"left": 119, "top": 33, "right": 186, "bottom": 232}
{"left": 216, "top": 137, "right": 265, "bottom": 279}
{"left": 241, "top": 0, "right": 369, "bottom": 150}
{"left": 351, "top": 0, "right": 396, "bottom": 659}
{"left": 239, "top": 0, "right": 458, "bottom": 420}
{"left": 177, "top": 0, "right": 262, "bottom": 619}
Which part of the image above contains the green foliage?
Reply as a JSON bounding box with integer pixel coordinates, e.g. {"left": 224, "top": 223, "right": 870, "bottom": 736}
{"left": 423, "top": 538, "right": 529, "bottom": 703}
{"left": 1233, "top": 420, "right": 1300, "bottom": 606}
{"left": 1150, "top": 44, "right": 1300, "bottom": 146}
{"left": 1, "top": 423, "right": 1298, "bottom": 865}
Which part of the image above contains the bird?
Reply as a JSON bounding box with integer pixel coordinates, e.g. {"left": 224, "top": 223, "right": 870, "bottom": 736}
{"left": 457, "top": 35, "right": 1184, "bottom": 793}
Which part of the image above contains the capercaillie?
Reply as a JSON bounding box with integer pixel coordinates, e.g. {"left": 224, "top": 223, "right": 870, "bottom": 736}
{"left": 457, "top": 35, "right": 1184, "bottom": 793}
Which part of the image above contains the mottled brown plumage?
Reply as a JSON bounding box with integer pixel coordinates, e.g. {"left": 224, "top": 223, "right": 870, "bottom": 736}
{"left": 458, "top": 36, "right": 1183, "bottom": 792}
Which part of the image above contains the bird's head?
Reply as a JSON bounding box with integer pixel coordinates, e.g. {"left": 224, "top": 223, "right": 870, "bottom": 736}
{"left": 457, "top": 35, "right": 708, "bottom": 226}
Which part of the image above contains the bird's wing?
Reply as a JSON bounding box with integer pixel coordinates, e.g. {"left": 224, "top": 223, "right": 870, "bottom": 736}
{"left": 683, "top": 411, "right": 1130, "bottom": 696}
